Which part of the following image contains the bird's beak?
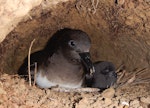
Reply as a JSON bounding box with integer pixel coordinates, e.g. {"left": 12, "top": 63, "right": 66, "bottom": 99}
{"left": 79, "top": 52, "right": 95, "bottom": 75}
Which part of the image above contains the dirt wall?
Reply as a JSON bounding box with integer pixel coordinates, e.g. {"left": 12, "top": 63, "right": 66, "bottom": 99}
{"left": 0, "top": 0, "right": 150, "bottom": 76}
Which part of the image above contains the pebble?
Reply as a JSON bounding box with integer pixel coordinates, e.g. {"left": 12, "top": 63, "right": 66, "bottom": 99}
{"left": 121, "top": 101, "right": 129, "bottom": 106}
{"left": 140, "top": 97, "right": 150, "bottom": 104}
{"left": 101, "top": 87, "right": 115, "bottom": 99}
{"left": 123, "top": 105, "right": 129, "bottom": 108}
{"left": 119, "top": 98, "right": 130, "bottom": 105}
{"left": 130, "top": 99, "right": 140, "bottom": 107}
{"left": 118, "top": 0, "right": 125, "bottom": 5}
{"left": 104, "top": 98, "right": 112, "bottom": 106}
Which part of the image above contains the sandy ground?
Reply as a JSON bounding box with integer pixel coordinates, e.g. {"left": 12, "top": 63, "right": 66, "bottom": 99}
{"left": 0, "top": 74, "right": 149, "bottom": 108}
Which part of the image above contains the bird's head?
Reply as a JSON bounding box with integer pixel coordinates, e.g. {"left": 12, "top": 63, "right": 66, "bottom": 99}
{"left": 58, "top": 28, "right": 95, "bottom": 74}
{"left": 44, "top": 28, "right": 95, "bottom": 74}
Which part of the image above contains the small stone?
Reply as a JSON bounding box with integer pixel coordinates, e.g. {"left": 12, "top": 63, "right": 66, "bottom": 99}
{"left": 121, "top": 101, "right": 129, "bottom": 106}
{"left": 118, "top": 0, "right": 125, "bottom": 5}
{"left": 123, "top": 105, "right": 129, "bottom": 108}
{"left": 119, "top": 98, "right": 130, "bottom": 104}
{"left": 104, "top": 98, "right": 112, "bottom": 106}
{"left": 134, "top": 16, "right": 141, "bottom": 23}
{"left": 125, "top": 20, "right": 133, "bottom": 26}
{"left": 101, "top": 87, "right": 115, "bottom": 99}
{"left": 140, "top": 97, "right": 150, "bottom": 104}
{"left": 128, "top": 1, "right": 135, "bottom": 9}
{"left": 130, "top": 99, "right": 140, "bottom": 107}
{"left": 138, "top": 12, "right": 146, "bottom": 21}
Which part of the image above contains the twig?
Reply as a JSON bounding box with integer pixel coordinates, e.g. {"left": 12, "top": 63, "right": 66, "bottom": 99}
{"left": 27, "top": 13, "right": 32, "bottom": 20}
{"left": 126, "top": 74, "right": 136, "bottom": 84}
{"left": 118, "top": 78, "right": 150, "bottom": 87}
{"left": 116, "top": 64, "right": 125, "bottom": 73}
{"left": 133, "top": 78, "right": 150, "bottom": 83}
{"left": 28, "top": 39, "right": 36, "bottom": 87}
{"left": 117, "top": 70, "right": 126, "bottom": 84}
{"left": 134, "top": 68, "right": 148, "bottom": 76}
{"left": 33, "top": 62, "right": 37, "bottom": 86}
{"left": 119, "top": 68, "right": 148, "bottom": 83}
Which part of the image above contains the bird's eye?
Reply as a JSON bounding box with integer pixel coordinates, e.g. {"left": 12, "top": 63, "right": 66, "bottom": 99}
{"left": 68, "top": 40, "right": 76, "bottom": 47}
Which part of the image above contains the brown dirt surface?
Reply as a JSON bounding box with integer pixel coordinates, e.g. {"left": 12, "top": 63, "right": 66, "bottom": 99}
{"left": 0, "top": 74, "right": 149, "bottom": 108}
{"left": 1, "top": 0, "right": 150, "bottom": 74}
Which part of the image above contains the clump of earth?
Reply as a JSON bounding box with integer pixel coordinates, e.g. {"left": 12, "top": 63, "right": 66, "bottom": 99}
{"left": 0, "top": 74, "right": 149, "bottom": 108}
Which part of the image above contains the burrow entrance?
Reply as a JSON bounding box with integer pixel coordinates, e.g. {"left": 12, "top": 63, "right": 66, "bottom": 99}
{"left": 1, "top": 0, "right": 150, "bottom": 76}
{"left": 0, "top": 0, "right": 150, "bottom": 107}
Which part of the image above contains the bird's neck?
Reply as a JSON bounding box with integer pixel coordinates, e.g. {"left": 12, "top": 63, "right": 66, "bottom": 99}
{"left": 45, "top": 51, "right": 82, "bottom": 74}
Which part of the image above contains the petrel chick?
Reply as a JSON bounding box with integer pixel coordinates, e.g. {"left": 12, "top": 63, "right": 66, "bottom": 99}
{"left": 18, "top": 28, "right": 94, "bottom": 89}
{"left": 85, "top": 61, "right": 117, "bottom": 90}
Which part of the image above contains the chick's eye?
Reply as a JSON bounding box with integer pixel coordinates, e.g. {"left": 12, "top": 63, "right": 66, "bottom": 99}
{"left": 68, "top": 40, "right": 76, "bottom": 47}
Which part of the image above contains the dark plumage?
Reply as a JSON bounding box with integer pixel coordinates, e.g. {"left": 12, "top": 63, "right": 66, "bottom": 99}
{"left": 85, "top": 61, "right": 117, "bottom": 90}
{"left": 18, "top": 28, "right": 94, "bottom": 89}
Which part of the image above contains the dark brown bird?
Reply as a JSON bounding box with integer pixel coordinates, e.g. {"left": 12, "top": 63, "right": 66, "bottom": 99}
{"left": 18, "top": 28, "right": 94, "bottom": 89}
{"left": 85, "top": 61, "right": 117, "bottom": 90}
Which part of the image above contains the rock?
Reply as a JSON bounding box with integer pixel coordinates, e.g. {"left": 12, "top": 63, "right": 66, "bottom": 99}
{"left": 123, "top": 105, "right": 129, "bottom": 108}
{"left": 128, "top": 1, "right": 135, "bottom": 9}
{"left": 118, "top": 0, "right": 125, "bottom": 5}
{"left": 101, "top": 87, "right": 115, "bottom": 99}
{"left": 125, "top": 20, "right": 133, "bottom": 26}
{"left": 140, "top": 97, "right": 150, "bottom": 104}
{"left": 104, "top": 98, "right": 112, "bottom": 106}
{"left": 121, "top": 101, "right": 129, "bottom": 106}
{"left": 130, "top": 99, "right": 140, "bottom": 107}
{"left": 138, "top": 12, "right": 146, "bottom": 21}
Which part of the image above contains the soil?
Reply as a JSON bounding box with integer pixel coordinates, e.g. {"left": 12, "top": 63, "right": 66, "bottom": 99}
{"left": 0, "top": 0, "right": 150, "bottom": 107}
{"left": 0, "top": 0, "right": 150, "bottom": 74}
{"left": 0, "top": 74, "right": 149, "bottom": 108}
